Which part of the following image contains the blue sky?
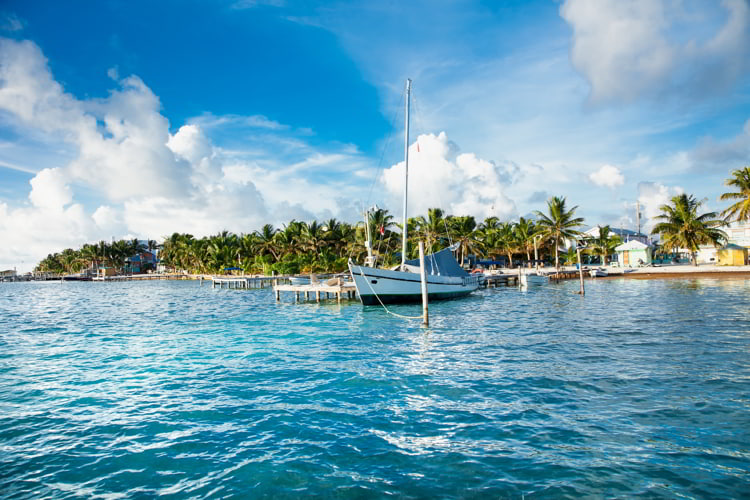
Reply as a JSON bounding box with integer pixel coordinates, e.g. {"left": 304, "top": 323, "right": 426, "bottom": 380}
{"left": 1, "top": 0, "right": 749, "bottom": 271}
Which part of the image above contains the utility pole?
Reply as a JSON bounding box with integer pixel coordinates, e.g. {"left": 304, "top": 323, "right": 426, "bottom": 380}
{"left": 636, "top": 201, "right": 641, "bottom": 235}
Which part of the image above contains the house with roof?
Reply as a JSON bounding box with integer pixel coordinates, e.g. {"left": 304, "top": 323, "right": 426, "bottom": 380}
{"left": 718, "top": 244, "right": 748, "bottom": 265}
{"left": 582, "top": 226, "right": 651, "bottom": 245}
{"left": 124, "top": 251, "right": 158, "bottom": 274}
{"left": 615, "top": 240, "right": 653, "bottom": 267}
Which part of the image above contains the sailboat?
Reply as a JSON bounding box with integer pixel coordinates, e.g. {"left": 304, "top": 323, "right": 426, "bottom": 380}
{"left": 348, "top": 79, "right": 481, "bottom": 305}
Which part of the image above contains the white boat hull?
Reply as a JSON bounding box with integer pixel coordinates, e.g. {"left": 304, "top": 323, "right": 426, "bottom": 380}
{"left": 520, "top": 273, "right": 549, "bottom": 286}
{"left": 349, "top": 264, "right": 480, "bottom": 305}
{"left": 589, "top": 269, "right": 608, "bottom": 277}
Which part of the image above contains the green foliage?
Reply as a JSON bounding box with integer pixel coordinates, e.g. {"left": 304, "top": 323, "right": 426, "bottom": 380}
{"left": 534, "top": 196, "right": 584, "bottom": 269}
{"left": 562, "top": 246, "right": 579, "bottom": 266}
{"left": 585, "top": 225, "right": 622, "bottom": 265}
{"left": 720, "top": 166, "right": 750, "bottom": 222}
{"left": 34, "top": 200, "right": 591, "bottom": 275}
{"left": 651, "top": 193, "right": 727, "bottom": 266}
{"left": 34, "top": 238, "right": 157, "bottom": 275}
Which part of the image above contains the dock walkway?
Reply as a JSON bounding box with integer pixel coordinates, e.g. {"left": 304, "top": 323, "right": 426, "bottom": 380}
{"left": 274, "top": 282, "right": 357, "bottom": 303}
{"left": 208, "top": 276, "right": 282, "bottom": 289}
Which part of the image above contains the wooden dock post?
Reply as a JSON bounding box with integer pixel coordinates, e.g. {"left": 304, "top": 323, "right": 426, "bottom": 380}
{"left": 518, "top": 266, "right": 522, "bottom": 288}
{"left": 577, "top": 246, "right": 585, "bottom": 295}
{"left": 419, "top": 241, "right": 429, "bottom": 327}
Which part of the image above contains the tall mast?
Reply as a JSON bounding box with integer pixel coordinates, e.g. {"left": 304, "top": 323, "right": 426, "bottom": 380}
{"left": 401, "top": 78, "right": 411, "bottom": 270}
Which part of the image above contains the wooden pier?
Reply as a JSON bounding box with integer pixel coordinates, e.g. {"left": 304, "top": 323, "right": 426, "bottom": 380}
{"left": 273, "top": 281, "right": 357, "bottom": 303}
{"left": 208, "top": 276, "right": 283, "bottom": 289}
{"left": 547, "top": 270, "right": 581, "bottom": 281}
{"left": 483, "top": 274, "right": 517, "bottom": 287}
{"left": 92, "top": 273, "right": 194, "bottom": 282}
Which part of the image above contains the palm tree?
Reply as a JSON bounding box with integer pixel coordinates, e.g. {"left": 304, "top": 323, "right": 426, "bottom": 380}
{"left": 514, "top": 217, "right": 536, "bottom": 264}
{"left": 447, "top": 215, "right": 478, "bottom": 267}
{"left": 720, "top": 166, "right": 750, "bottom": 222}
{"left": 97, "top": 240, "right": 111, "bottom": 267}
{"left": 300, "top": 221, "right": 326, "bottom": 255}
{"left": 109, "top": 240, "right": 131, "bottom": 272}
{"left": 561, "top": 246, "right": 579, "bottom": 266}
{"left": 586, "top": 225, "right": 622, "bottom": 265}
{"left": 534, "top": 196, "right": 584, "bottom": 269}
{"left": 322, "top": 218, "right": 344, "bottom": 256}
{"left": 253, "top": 224, "right": 280, "bottom": 260}
{"left": 79, "top": 243, "right": 99, "bottom": 272}
{"left": 478, "top": 216, "right": 501, "bottom": 232}
{"left": 412, "top": 208, "right": 446, "bottom": 254}
{"left": 651, "top": 194, "right": 727, "bottom": 266}
{"left": 497, "top": 222, "right": 518, "bottom": 267}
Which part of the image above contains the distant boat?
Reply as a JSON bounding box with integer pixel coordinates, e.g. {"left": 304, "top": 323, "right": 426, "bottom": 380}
{"left": 520, "top": 271, "right": 549, "bottom": 287}
{"left": 589, "top": 268, "right": 608, "bottom": 277}
{"left": 62, "top": 273, "right": 91, "bottom": 281}
{"left": 348, "top": 79, "right": 480, "bottom": 305}
{"left": 289, "top": 276, "right": 311, "bottom": 286}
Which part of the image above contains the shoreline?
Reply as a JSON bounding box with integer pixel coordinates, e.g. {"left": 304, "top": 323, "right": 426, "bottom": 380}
{"left": 494, "top": 264, "right": 750, "bottom": 281}
{"left": 572, "top": 264, "right": 750, "bottom": 280}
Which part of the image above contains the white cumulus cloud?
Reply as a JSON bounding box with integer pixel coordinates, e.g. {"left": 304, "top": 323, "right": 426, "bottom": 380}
{"left": 560, "top": 0, "right": 750, "bottom": 103}
{"left": 381, "top": 132, "right": 517, "bottom": 222}
{"left": 588, "top": 164, "right": 624, "bottom": 188}
{"left": 637, "top": 181, "right": 684, "bottom": 232}
{"left": 28, "top": 167, "right": 73, "bottom": 209}
{"left": 0, "top": 37, "right": 384, "bottom": 271}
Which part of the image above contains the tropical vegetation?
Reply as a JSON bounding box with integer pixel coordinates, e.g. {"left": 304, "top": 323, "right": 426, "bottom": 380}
{"left": 650, "top": 194, "right": 727, "bottom": 266}
{"left": 35, "top": 239, "right": 157, "bottom": 275}
{"left": 719, "top": 166, "right": 750, "bottom": 222}
{"left": 33, "top": 202, "right": 581, "bottom": 276}
{"left": 533, "top": 196, "right": 584, "bottom": 269}
{"left": 585, "top": 225, "right": 622, "bottom": 265}
{"left": 33, "top": 166, "right": 750, "bottom": 276}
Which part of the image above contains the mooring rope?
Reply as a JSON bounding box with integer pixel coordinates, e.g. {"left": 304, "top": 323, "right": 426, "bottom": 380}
{"left": 357, "top": 267, "right": 424, "bottom": 320}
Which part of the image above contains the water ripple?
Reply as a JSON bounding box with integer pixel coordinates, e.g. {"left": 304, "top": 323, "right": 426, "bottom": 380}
{"left": 1, "top": 278, "right": 750, "bottom": 497}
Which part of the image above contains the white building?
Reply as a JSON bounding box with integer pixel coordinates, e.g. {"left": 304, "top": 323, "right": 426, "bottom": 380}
{"left": 724, "top": 220, "right": 750, "bottom": 248}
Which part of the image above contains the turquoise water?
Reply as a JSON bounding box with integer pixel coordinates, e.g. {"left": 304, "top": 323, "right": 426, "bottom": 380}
{"left": 1, "top": 278, "right": 749, "bottom": 498}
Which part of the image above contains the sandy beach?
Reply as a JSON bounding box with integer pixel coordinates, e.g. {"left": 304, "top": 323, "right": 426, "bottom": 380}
{"left": 576, "top": 264, "right": 750, "bottom": 280}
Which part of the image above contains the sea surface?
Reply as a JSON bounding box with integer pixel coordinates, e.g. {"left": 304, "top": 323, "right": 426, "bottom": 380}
{"left": 1, "top": 277, "right": 749, "bottom": 499}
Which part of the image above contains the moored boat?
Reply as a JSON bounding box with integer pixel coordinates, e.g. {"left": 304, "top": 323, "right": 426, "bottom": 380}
{"left": 348, "top": 79, "right": 480, "bottom": 305}
{"left": 350, "top": 249, "right": 481, "bottom": 305}
{"left": 520, "top": 271, "right": 549, "bottom": 286}
{"left": 589, "top": 268, "right": 608, "bottom": 277}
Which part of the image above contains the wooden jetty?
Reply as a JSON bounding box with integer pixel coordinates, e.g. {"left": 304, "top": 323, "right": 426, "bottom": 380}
{"left": 92, "top": 273, "right": 194, "bottom": 282}
{"left": 208, "top": 276, "right": 282, "bottom": 289}
{"left": 547, "top": 270, "right": 581, "bottom": 281}
{"left": 273, "top": 280, "right": 357, "bottom": 303}
{"left": 483, "top": 274, "right": 517, "bottom": 287}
